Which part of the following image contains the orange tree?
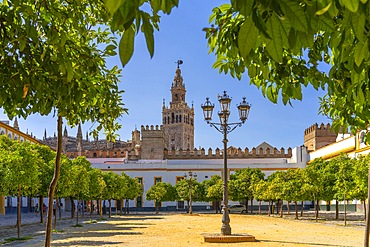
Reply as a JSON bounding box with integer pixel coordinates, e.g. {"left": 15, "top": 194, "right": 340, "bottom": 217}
{"left": 0, "top": 1, "right": 126, "bottom": 245}
{"left": 2, "top": 140, "right": 41, "bottom": 239}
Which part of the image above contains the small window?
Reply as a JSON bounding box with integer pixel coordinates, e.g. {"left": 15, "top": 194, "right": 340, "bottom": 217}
{"left": 154, "top": 177, "right": 162, "bottom": 185}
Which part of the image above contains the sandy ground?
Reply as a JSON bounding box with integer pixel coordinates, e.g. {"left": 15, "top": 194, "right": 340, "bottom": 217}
{"left": 13, "top": 212, "right": 364, "bottom": 247}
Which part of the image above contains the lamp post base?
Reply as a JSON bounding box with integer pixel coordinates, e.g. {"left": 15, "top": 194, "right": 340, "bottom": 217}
{"left": 221, "top": 208, "right": 231, "bottom": 235}
{"left": 202, "top": 233, "right": 256, "bottom": 243}
{"left": 221, "top": 224, "right": 231, "bottom": 235}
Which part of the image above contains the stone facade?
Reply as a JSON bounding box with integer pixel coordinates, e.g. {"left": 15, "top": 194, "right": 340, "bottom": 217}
{"left": 140, "top": 125, "right": 165, "bottom": 160}
{"left": 42, "top": 123, "right": 132, "bottom": 159}
{"left": 303, "top": 123, "right": 338, "bottom": 152}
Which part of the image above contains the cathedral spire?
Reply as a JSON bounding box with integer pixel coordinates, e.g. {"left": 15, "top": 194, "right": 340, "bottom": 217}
{"left": 77, "top": 123, "right": 82, "bottom": 139}
{"left": 44, "top": 129, "right": 47, "bottom": 140}
{"left": 171, "top": 60, "right": 186, "bottom": 104}
{"left": 77, "top": 123, "right": 83, "bottom": 156}
{"left": 63, "top": 126, "right": 68, "bottom": 137}
{"left": 13, "top": 117, "right": 19, "bottom": 130}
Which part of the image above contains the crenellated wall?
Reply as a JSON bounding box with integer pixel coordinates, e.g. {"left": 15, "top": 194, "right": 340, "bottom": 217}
{"left": 164, "top": 147, "right": 292, "bottom": 159}
{"left": 141, "top": 125, "right": 165, "bottom": 160}
{"left": 304, "top": 123, "right": 337, "bottom": 152}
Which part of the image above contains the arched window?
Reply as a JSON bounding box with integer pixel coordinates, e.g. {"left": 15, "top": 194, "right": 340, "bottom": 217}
{"left": 163, "top": 117, "right": 166, "bottom": 124}
{"left": 167, "top": 116, "right": 170, "bottom": 124}
{"left": 93, "top": 152, "right": 97, "bottom": 158}
{"left": 0, "top": 130, "right": 4, "bottom": 135}
{"left": 176, "top": 115, "right": 178, "bottom": 123}
{"left": 179, "top": 115, "right": 182, "bottom": 123}
{"left": 8, "top": 134, "right": 11, "bottom": 139}
{"left": 171, "top": 113, "right": 175, "bottom": 123}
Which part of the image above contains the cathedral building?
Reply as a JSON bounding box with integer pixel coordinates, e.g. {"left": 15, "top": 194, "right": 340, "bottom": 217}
{"left": 162, "top": 62, "right": 194, "bottom": 151}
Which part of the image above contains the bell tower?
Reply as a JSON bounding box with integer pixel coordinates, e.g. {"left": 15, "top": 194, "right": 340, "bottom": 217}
{"left": 162, "top": 61, "right": 194, "bottom": 151}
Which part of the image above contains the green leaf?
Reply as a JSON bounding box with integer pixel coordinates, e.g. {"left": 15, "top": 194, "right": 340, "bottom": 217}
{"left": 266, "top": 85, "right": 278, "bottom": 103}
{"left": 151, "top": 0, "right": 161, "bottom": 13}
{"left": 232, "top": 0, "right": 254, "bottom": 16}
{"left": 161, "top": 0, "right": 178, "bottom": 14}
{"left": 315, "top": 2, "right": 332, "bottom": 15}
{"left": 357, "top": 85, "right": 365, "bottom": 105}
{"left": 340, "top": 0, "right": 360, "bottom": 12}
{"left": 141, "top": 13, "right": 155, "bottom": 58}
{"left": 352, "top": 12, "right": 365, "bottom": 41}
{"left": 354, "top": 40, "right": 369, "bottom": 67}
{"left": 288, "top": 28, "right": 296, "bottom": 49}
{"left": 119, "top": 25, "right": 135, "bottom": 67}
{"left": 238, "top": 17, "right": 258, "bottom": 59}
{"left": 105, "top": 0, "right": 127, "bottom": 15}
{"left": 66, "top": 61, "right": 73, "bottom": 82}
{"left": 279, "top": 0, "right": 308, "bottom": 32}
{"left": 19, "top": 36, "right": 26, "bottom": 52}
{"left": 265, "top": 15, "right": 284, "bottom": 63}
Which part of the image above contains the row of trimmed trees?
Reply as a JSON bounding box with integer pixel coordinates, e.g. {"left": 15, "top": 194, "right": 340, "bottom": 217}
{"left": 0, "top": 136, "right": 142, "bottom": 238}
{"left": 147, "top": 153, "right": 369, "bottom": 226}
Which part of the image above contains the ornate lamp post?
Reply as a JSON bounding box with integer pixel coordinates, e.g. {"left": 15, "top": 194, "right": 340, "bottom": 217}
{"left": 184, "top": 171, "right": 197, "bottom": 214}
{"left": 201, "top": 91, "right": 251, "bottom": 235}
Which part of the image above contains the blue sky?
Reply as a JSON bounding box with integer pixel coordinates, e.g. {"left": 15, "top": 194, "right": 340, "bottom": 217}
{"left": 0, "top": 0, "right": 330, "bottom": 150}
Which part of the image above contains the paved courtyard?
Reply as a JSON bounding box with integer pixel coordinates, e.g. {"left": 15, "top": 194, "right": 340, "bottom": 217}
{"left": 0, "top": 211, "right": 365, "bottom": 246}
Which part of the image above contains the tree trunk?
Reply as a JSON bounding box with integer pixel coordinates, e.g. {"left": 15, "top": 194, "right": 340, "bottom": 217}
{"left": 287, "top": 201, "right": 290, "bottom": 215}
{"left": 268, "top": 200, "right": 271, "bottom": 217}
{"left": 58, "top": 197, "right": 62, "bottom": 220}
{"left": 364, "top": 200, "right": 367, "bottom": 222}
{"left": 90, "top": 199, "right": 93, "bottom": 222}
{"left": 82, "top": 201, "right": 85, "bottom": 218}
{"left": 365, "top": 161, "right": 370, "bottom": 247}
{"left": 17, "top": 184, "right": 21, "bottom": 239}
{"left": 301, "top": 201, "right": 304, "bottom": 217}
{"left": 45, "top": 116, "right": 63, "bottom": 247}
{"left": 251, "top": 198, "right": 253, "bottom": 214}
{"left": 316, "top": 200, "right": 319, "bottom": 221}
{"left": 344, "top": 194, "right": 347, "bottom": 226}
{"left": 120, "top": 199, "right": 123, "bottom": 216}
{"left": 76, "top": 201, "right": 79, "bottom": 225}
{"left": 336, "top": 200, "right": 339, "bottom": 220}
{"left": 155, "top": 201, "right": 159, "bottom": 214}
{"left": 294, "top": 201, "right": 298, "bottom": 219}
{"left": 70, "top": 197, "right": 74, "bottom": 219}
{"left": 54, "top": 199, "right": 57, "bottom": 230}
{"left": 126, "top": 199, "right": 129, "bottom": 214}
{"left": 280, "top": 200, "right": 283, "bottom": 218}
{"left": 39, "top": 196, "right": 43, "bottom": 223}
{"left": 99, "top": 200, "right": 103, "bottom": 220}
{"left": 313, "top": 195, "right": 318, "bottom": 222}
{"left": 245, "top": 198, "right": 249, "bottom": 214}
{"left": 109, "top": 199, "right": 112, "bottom": 218}
{"left": 258, "top": 201, "right": 261, "bottom": 215}
{"left": 276, "top": 200, "right": 279, "bottom": 215}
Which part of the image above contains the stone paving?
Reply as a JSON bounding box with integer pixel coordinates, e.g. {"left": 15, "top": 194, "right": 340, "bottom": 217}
{"left": 0, "top": 211, "right": 98, "bottom": 246}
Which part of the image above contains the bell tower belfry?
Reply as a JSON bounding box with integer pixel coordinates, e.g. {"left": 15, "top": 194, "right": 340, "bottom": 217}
{"left": 162, "top": 60, "right": 194, "bottom": 151}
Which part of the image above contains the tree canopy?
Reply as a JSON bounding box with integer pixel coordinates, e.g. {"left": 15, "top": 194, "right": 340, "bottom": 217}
{"left": 107, "top": 0, "right": 370, "bottom": 136}
{"left": 203, "top": 0, "right": 370, "bottom": 135}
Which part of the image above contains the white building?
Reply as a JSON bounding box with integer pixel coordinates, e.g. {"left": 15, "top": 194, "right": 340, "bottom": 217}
{"left": 88, "top": 145, "right": 308, "bottom": 210}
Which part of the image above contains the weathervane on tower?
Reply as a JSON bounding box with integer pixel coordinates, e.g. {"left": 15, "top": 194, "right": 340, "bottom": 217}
{"left": 176, "top": 59, "right": 183, "bottom": 68}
